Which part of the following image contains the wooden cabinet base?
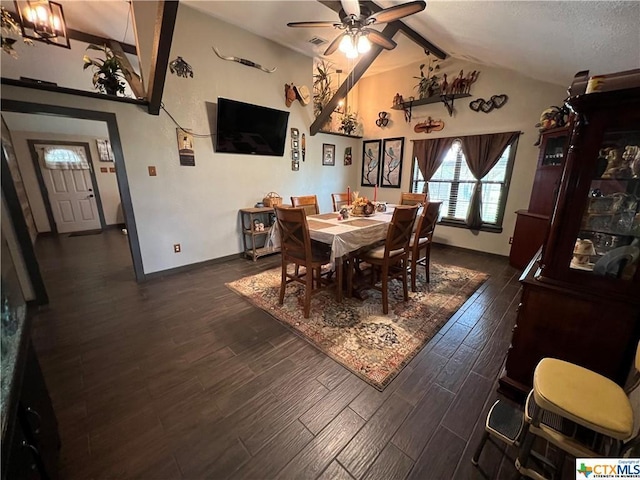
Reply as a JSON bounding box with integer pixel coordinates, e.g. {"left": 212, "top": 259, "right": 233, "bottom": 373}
{"left": 509, "top": 210, "right": 549, "bottom": 269}
{"left": 500, "top": 255, "right": 640, "bottom": 403}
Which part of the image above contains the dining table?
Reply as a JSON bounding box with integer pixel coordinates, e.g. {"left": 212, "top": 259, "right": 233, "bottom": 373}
{"left": 269, "top": 206, "right": 398, "bottom": 302}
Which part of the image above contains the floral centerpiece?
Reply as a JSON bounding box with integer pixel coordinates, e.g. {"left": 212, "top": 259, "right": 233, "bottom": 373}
{"left": 351, "top": 191, "right": 375, "bottom": 216}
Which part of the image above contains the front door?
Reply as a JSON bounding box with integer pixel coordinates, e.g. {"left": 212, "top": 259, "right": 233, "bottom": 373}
{"left": 36, "top": 144, "right": 101, "bottom": 233}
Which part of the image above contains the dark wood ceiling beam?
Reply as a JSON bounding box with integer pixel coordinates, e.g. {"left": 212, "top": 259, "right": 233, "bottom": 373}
{"left": 147, "top": 0, "right": 179, "bottom": 116}
{"left": 310, "top": 23, "right": 399, "bottom": 135}
{"left": 109, "top": 40, "right": 145, "bottom": 100}
{"left": 67, "top": 28, "right": 137, "bottom": 55}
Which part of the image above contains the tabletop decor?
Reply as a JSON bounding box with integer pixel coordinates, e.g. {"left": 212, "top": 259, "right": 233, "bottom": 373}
{"left": 226, "top": 263, "right": 488, "bottom": 390}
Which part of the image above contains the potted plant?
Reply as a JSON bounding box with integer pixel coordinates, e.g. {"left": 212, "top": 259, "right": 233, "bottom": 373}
{"left": 83, "top": 44, "right": 129, "bottom": 96}
{"left": 313, "top": 59, "right": 334, "bottom": 119}
{"left": 413, "top": 53, "right": 440, "bottom": 99}
{"left": 340, "top": 110, "right": 358, "bottom": 136}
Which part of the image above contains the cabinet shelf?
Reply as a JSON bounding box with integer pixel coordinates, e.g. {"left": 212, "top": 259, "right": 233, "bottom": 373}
{"left": 390, "top": 93, "right": 471, "bottom": 110}
{"left": 239, "top": 207, "right": 279, "bottom": 261}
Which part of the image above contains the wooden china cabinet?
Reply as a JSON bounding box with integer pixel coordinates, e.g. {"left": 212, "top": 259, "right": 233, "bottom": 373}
{"left": 499, "top": 82, "right": 640, "bottom": 402}
{"left": 509, "top": 126, "right": 571, "bottom": 269}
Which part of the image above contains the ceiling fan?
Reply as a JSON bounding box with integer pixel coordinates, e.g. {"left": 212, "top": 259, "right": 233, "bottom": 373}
{"left": 287, "top": 0, "right": 426, "bottom": 57}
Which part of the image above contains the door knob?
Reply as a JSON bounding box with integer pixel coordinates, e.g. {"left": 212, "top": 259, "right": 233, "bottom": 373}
{"left": 88, "top": 188, "right": 93, "bottom": 192}
{"left": 87, "top": 194, "right": 94, "bottom": 198}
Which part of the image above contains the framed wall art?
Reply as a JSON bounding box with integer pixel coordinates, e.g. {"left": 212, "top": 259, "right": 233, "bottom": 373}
{"left": 177, "top": 128, "right": 195, "bottom": 166}
{"left": 96, "top": 138, "right": 115, "bottom": 162}
{"left": 322, "top": 143, "right": 335, "bottom": 166}
{"left": 381, "top": 137, "right": 404, "bottom": 188}
{"left": 361, "top": 139, "right": 381, "bottom": 186}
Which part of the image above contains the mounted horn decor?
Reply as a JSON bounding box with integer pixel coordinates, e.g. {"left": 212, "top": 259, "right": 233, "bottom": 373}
{"left": 414, "top": 117, "right": 444, "bottom": 134}
{"left": 212, "top": 47, "right": 276, "bottom": 73}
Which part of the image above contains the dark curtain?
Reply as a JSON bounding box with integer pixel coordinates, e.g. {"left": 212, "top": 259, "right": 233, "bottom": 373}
{"left": 412, "top": 137, "right": 455, "bottom": 195}
{"left": 459, "top": 132, "right": 520, "bottom": 229}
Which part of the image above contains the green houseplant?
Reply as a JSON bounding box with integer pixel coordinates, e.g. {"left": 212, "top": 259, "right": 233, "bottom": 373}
{"left": 313, "top": 59, "right": 334, "bottom": 118}
{"left": 83, "top": 44, "right": 130, "bottom": 96}
{"left": 413, "top": 54, "right": 440, "bottom": 99}
{"left": 340, "top": 110, "right": 358, "bottom": 136}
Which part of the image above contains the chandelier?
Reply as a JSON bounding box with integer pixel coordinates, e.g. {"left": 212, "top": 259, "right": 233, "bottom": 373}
{"left": 15, "top": 0, "right": 70, "bottom": 48}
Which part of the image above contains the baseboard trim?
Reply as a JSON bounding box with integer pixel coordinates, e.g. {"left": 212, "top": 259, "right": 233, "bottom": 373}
{"left": 143, "top": 252, "right": 247, "bottom": 281}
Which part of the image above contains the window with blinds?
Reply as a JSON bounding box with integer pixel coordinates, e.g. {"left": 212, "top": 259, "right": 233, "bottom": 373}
{"left": 410, "top": 138, "right": 516, "bottom": 230}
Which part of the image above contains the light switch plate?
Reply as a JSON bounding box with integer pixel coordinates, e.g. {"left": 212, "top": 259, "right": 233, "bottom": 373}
{"left": 148, "top": 166, "right": 157, "bottom": 176}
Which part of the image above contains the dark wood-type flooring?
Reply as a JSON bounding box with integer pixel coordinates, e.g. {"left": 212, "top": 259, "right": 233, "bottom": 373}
{"left": 28, "top": 230, "right": 551, "bottom": 479}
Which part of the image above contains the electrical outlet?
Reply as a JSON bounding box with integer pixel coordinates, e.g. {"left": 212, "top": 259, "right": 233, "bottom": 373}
{"left": 173, "top": 243, "right": 181, "bottom": 253}
{"left": 509, "top": 236, "right": 513, "bottom": 244}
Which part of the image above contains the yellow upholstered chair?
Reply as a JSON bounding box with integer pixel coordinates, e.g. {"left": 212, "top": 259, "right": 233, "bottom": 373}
{"left": 274, "top": 206, "right": 332, "bottom": 318}
{"left": 473, "top": 343, "right": 640, "bottom": 477}
{"left": 356, "top": 205, "right": 419, "bottom": 314}
{"left": 409, "top": 201, "right": 442, "bottom": 291}
{"left": 291, "top": 195, "right": 320, "bottom": 215}
{"left": 331, "top": 193, "right": 350, "bottom": 212}
{"left": 399, "top": 192, "right": 427, "bottom": 206}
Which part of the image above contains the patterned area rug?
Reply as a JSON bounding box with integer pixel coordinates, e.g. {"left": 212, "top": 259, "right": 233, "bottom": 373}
{"left": 226, "top": 263, "right": 488, "bottom": 390}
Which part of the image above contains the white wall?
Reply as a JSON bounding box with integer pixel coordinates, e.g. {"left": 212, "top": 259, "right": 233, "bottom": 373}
{"left": 10, "top": 131, "right": 123, "bottom": 230}
{"left": 357, "top": 58, "right": 567, "bottom": 256}
{"left": 1, "top": 4, "right": 360, "bottom": 274}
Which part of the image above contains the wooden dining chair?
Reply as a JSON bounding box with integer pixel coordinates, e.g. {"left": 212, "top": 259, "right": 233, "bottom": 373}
{"left": 331, "top": 193, "right": 350, "bottom": 212}
{"left": 399, "top": 192, "right": 427, "bottom": 206}
{"left": 356, "top": 204, "right": 419, "bottom": 314}
{"left": 291, "top": 195, "right": 320, "bottom": 215}
{"left": 409, "top": 201, "right": 442, "bottom": 291}
{"left": 274, "top": 206, "right": 332, "bottom": 318}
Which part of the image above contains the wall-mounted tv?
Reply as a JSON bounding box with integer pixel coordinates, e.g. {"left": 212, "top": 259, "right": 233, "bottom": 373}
{"left": 215, "top": 98, "right": 290, "bottom": 156}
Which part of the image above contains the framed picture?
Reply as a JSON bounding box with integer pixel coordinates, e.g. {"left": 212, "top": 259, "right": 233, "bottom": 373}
{"left": 344, "top": 147, "right": 352, "bottom": 166}
{"left": 292, "top": 150, "right": 299, "bottom": 160}
{"left": 361, "top": 139, "right": 381, "bottom": 186}
{"left": 177, "top": 128, "right": 195, "bottom": 166}
{"left": 292, "top": 139, "right": 299, "bottom": 149}
{"left": 96, "top": 139, "right": 115, "bottom": 162}
{"left": 381, "top": 137, "right": 404, "bottom": 188}
{"left": 322, "top": 143, "right": 335, "bottom": 166}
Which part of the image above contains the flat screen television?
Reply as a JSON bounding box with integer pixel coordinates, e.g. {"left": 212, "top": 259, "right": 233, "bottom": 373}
{"left": 215, "top": 98, "right": 290, "bottom": 156}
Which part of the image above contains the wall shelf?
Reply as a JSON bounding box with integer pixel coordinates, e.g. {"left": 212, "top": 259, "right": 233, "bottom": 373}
{"left": 318, "top": 130, "right": 362, "bottom": 139}
{"left": 390, "top": 93, "right": 471, "bottom": 110}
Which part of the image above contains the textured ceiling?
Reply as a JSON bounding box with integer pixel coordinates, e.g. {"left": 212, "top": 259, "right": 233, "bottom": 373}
{"left": 3, "top": 0, "right": 639, "bottom": 88}
{"left": 183, "top": 0, "right": 640, "bottom": 87}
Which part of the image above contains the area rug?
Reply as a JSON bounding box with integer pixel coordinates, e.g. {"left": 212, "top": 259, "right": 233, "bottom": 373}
{"left": 226, "top": 263, "right": 488, "bottom": 390}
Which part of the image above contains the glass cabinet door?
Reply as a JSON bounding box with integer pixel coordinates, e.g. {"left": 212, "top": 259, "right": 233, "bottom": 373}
{"left": 570, "top": 125, "right": 640, "bottom": 280}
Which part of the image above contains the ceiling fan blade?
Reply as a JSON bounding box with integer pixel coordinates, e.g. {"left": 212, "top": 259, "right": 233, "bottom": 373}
{"left": 363, "top": 28, "right": 397, "bottom": 50}
{"left": 287, "top": 21, "right": 339, "bottom": 28}
{"left": 340, "top": 0, "right": 361, "bottom": 17}
{"left": 366, "top": 1, "right": 426, "bottom": 24}
{"left": 324, "top": 32, "right": 346, "bottom": 55}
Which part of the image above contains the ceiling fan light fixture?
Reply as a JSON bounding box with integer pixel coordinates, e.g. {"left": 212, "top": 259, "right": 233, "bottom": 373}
{"left": 357, "top": 34, "right": 371, "bottom": 54}
{"left": 15, "top": 0, "right": 70, "bottom": 48}
{"left": 339, "top": 34, "right": 352, "bottom": 53}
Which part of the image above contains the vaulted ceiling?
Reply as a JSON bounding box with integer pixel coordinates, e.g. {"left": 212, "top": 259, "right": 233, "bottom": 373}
{"left": 2, "top": 1, "right": 639, "bottom": 90}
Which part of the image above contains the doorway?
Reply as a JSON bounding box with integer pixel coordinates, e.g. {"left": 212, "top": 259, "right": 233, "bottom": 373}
{"left": 1, "top": 100, "right": 144, "bottom": 286}
{"left": 30, "top": 141, "right": 104, "bottom": 234}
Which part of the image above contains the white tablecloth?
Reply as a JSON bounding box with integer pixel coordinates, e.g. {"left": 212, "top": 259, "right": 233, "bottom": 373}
{"left": 269, "top": 209, "right": 395, "bottom": 260}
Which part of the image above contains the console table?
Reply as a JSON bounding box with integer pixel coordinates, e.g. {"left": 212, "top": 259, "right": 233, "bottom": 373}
{"left": 239, "top": 207, "right": 280, "bottom": 261}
